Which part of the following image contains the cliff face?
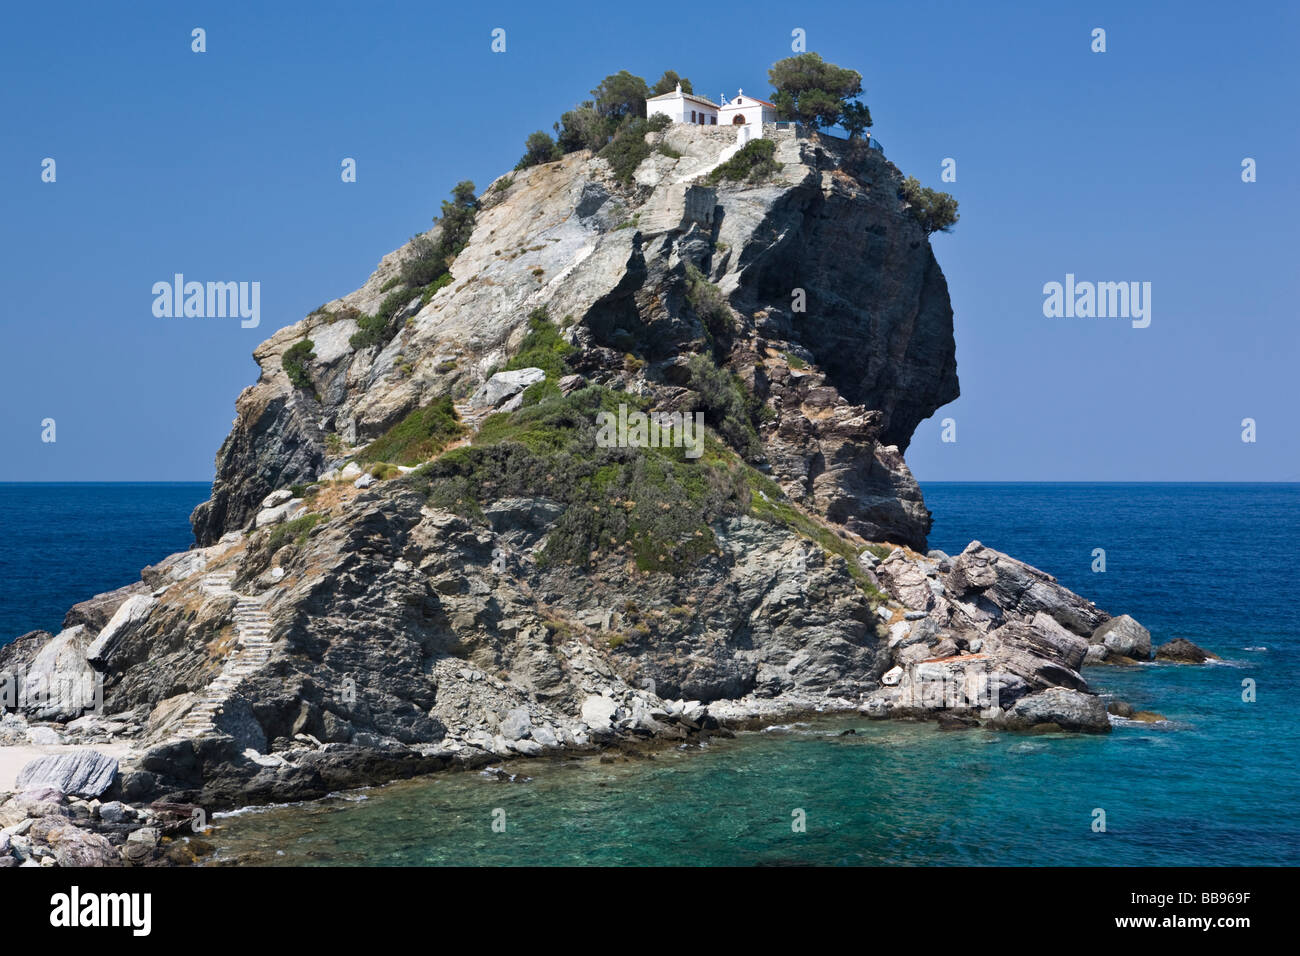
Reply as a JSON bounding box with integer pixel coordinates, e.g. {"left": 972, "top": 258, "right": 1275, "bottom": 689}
{"left": 2, "top": 124, "right": 1152, "bottom": 816}
{"left": 192, "top": 126, "right": 957, "bottom": 551}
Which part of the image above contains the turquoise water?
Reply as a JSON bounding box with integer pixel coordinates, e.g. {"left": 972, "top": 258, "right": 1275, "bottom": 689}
{"left": 1, "top": 482, "right": 1294, "bottom": 865}
{"left": 207, "top": 483, "right": 1298, "bottom": 866}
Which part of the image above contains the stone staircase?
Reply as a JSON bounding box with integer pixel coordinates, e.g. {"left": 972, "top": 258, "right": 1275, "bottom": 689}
{"left": 453, "top": 400, "right": 495, "bottom": 435}
{"left": 178, "top": 571, "right": 275, "bottom": 738}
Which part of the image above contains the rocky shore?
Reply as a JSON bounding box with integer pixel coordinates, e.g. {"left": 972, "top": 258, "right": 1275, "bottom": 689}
{"left": 0, "top": 123, "right": 1215, "bottom": 866}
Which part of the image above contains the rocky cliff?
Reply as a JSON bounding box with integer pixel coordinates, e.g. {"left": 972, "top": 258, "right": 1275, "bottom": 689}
{"left": 1, "top": 124, "right": 1162, "bottom": 828}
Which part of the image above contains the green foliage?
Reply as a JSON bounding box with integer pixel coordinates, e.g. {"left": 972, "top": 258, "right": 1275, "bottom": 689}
{"left": 281, "top": 339, "right": 316, "bottom": 390}
{"left": 437, "top": 180, "right": 480, "bottom": 257}
{"left": 865, "top": 543, "right": 892, "bottom": 561}
{"left": 592, "top": 70, "right": 649, "bottom": 123}
{"left": 400, "top": 234, "right": 447, "bottom": 289}
{"left": 421, "top": 272, "right": 454, "bottom": 305}
{"left": 492, "top": 175, "right": 514, "bottom": 193}
{"left": 840, "top": 100, "right": 873, "bottom": 139}
{"left": 707, "top": 138, "right": 779, "bottom": 184}
{"left": 505, "top": 307, "right": 577, "bottom": 382}
{"left": 267, "top": 512, "right": 323, "bottom": 553}
{"left": 768, "top": 52, "right": 864, "bottom": 130}
{"left": 599, "top": 114, "right": 672, "bottom": 185}
{"left": 900, "top": 176, "right": 960, "bottom": 233}
{"left": 516, "top": 130, "right": 562, "bottom": 170}
{"left": 357, "top": 395, "right": 464, "bottom": 466}
{"left": 555, "top": 102, "right": 610, "bottom": 154}
{"left": 408, "top": 386, "right": 748, "bottom": 574}
{"left": 650, "top": 70, "right": 693, "bottom": 95}
{"left": 684, "top": 263, "right": 735, "bottom": 348}
{"left": 683, "top": 353, "right": 765, "bottom": 459}
{"left": 349, "top": 312, "right": 389, "bottom": 350}
{"left": 784, "top": 352, "right": 807, "bottom": 369}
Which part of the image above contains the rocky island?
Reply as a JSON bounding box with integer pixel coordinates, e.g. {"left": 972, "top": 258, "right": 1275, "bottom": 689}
{"left": 0, "top": 70, "right": 1202, "bottom": 866}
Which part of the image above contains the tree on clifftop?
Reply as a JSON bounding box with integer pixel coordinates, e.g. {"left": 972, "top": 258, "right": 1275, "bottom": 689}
{"left": 517, "top": 130, "right": 562, "bottom": 170}
{"left": 840, "top": 100, "right": 873, "bottom": 140}
{"left": 592, "top": 70, "right": 649, "bottom": 123}
{"left": 768, "top": 53, "right": 863, "bottom": 131}
{"left": 651, "top": 70, "right": 693, "bottom": 95}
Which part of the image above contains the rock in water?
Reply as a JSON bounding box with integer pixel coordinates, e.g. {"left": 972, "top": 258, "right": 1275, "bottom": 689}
{"left": 1155, "top": 638, "right": 1218, "bottom": 663}
{"left": 1091, "top": 615, "right": 1152, "bottom": 661}
{"left": 1009, "top": 688, "right": 1111, "bottom": 734}
{"left": 15, "top": 751, "right": 119, "bottom": 798}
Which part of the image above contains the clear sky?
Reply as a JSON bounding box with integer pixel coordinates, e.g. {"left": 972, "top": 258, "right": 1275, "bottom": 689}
{"left": 2, "top": 0, "right": 1296, "bottom": 482}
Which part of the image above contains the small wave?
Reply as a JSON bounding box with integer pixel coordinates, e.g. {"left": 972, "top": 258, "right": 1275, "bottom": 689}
{"left": 760, "top": 722, "right": 811, "bottom": 733}
{"left": 1242, "top": 646, "right": 1269, "bottom": 652}
{"left": 213, "top": 800, "right": 306, "bottom": 819}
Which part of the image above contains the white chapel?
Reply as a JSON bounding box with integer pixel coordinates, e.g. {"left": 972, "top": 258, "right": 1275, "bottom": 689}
{"left": 646, "top": 84, "right": 779, "bottom": 128}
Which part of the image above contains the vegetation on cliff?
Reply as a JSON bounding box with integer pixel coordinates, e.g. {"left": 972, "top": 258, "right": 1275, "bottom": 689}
{"left": 357, "top": 396, "right": 464, "bottom": 467}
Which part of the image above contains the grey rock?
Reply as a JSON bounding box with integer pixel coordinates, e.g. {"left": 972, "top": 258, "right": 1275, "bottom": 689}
{"left": 1091, "top": 614, "right": 1152, "bottom": 661}
{"left": 86, "top": 593, "right": 155, "bottom": 667}
{"left": 1009, "top": 688, "right": 1111, "bottom": 733}
{"left": 499, "top": 707, "right": 532, "bottom": 741}
{"left": 16, "top": 751, "right": 119, "bottom": 798}
{"left": 470, "top": 368, "right": 546, "bottom": 408}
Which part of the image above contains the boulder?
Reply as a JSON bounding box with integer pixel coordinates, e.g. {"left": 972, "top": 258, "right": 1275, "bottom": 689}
{"left": 86, "top": 593, "right": 155, "bottom": 667}
{"left": 580, "top": 696, "right": 620, "bottom": 734}
{"left": 19, "top": 627, "right": 98, "bottom": 721}
{"left": 499, "top": 707, "right": 532, "bottom": 741}
{"left": 1155, "top": 638, "right": 1218, "bottom": 663}
{"left": 1009, "top": 688, "right": 1111, "bottom": 734}
{"left": 261, "top": 488, "right": 293, "bottom": 509}
{"left": 48, "top": 824, "right": 120, "bottom": 867}
{"left": 15, "top": 751, "right": 119, "bottom": 798}
{"left": 470, "top": 368, "right": 546, "bottom": 408}
{"left": 1091, "top": 615, "right": 1152, "bottom": 661}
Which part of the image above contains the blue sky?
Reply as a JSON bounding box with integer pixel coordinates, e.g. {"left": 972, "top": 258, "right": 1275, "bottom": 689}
{"left": 2, "top": 0, "right": 1296, "bottom": 482}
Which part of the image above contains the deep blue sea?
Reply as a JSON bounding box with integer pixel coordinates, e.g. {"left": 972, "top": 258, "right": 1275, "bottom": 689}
{"left": 0, "top": 483, "right": 209, "bottom": 642}
{"left": 1, "top": 482, "right": 1295, "bottom": 865}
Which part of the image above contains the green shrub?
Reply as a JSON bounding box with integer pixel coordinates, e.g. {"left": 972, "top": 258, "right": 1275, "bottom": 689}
{"left": 684, "top": 262, "right": 734, "bottom": 347}
{"left": 407, "top": 386, "right": 747, "bottom": 574}
{"left": 400, "top": 234, "right": 447, "bottom": 288}
{"left": 349, "top": 313, "right": 389, "bottom": 350}
{"left": 421, "top": 272, "right": 454, "bottom": 305}
{"left": 900, "top": 176, "right": 959, "bottom": 234}
{"left": 357, "top": 395, "right": 464, "bottom": 466}
{"left": 684, "top": 353, "right": 765, "bottom": 458}
{"left": 516, "top": 131, "right": 562, "bottom": 170}
{"left": 281, "top": 339, "right": 316, "bottom": 390}
{"left": 708, "top": 139, "right": 778, "bottom": 184}
{"left": 599, "top": 114, "right": 672, "bottom": 185}
{"left": 267, "top": 512, "right": 324, "bottom": 553}
{"left": 505, "top": 307, "right": 577, "bottom": 383}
